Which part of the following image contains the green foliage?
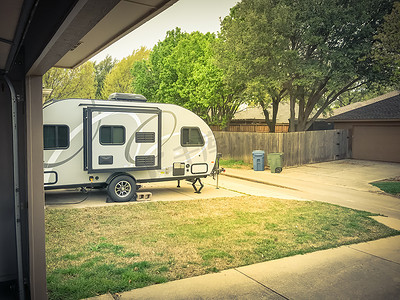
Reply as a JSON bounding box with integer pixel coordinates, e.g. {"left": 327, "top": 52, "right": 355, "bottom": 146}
{"left": 332, "top": 84, "right": 393, "bottom": 109}
{"left": 101, "top": 47, "right": 150, "bottom": 99}
{"left": 217, "top": 0, "right": 395, "bottom": 131}
{"left": 133, "top": 28, "right": 243, "bottom": 127}
{"left": 372, "top": 2, "right": 400, "bottom": 87}
{"left": 93, "top": 55, "right": 118, "bottom": 98}
{"left": 43, "top": 62, "right": 97, "bottom": 100}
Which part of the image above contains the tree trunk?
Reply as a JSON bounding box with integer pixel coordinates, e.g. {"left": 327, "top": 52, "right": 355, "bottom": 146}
{"left": 271, "top": 99, "right": 279, "bottom": 133}
{"left": 289, "top": 93, "right": 296, "bottom": 132}
{"left": 297, "top": 89, "right": 307, "bottom": 131}
{"left": 260, "top": 102, "right": 274, "bottom": 132}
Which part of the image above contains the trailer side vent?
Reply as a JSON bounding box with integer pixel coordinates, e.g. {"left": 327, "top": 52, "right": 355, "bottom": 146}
{"left": 108, "top": 93, "right": 147, "bottom": 102}
{"left": 136, "top": 132, "right": 155, "bottom": 143}
{"left": 135, "top": 155, "right": 155, "bottom": 167}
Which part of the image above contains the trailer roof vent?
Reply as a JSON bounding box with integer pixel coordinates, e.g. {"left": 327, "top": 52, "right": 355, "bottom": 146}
{"left": 108, "top": 93, "right": 147, "bottom": 102}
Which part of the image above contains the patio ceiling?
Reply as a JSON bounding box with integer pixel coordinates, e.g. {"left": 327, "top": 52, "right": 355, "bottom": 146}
{"left": 1, "top": 0, "right": 178, "bottom": 75}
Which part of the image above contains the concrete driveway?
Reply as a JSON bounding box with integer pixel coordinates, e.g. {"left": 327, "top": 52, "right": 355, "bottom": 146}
{"left": 46, "top": 159, "right": 400, "bottom": 219}
{"left": 221, "top": 159, "right": 400, "bottom": 219}
{"left": 45, "top": 178, "right": 243, "bottom": 209}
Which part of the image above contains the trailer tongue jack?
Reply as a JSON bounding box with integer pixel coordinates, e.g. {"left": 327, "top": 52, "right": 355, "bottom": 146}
{"left": 190, "top": 178, "right": 204, "bottom": 193}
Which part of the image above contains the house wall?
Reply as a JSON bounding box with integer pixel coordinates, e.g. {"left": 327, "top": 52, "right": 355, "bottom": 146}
{"left": 334, "top": 121, "right": 400, "bottom": 163}
{"left": 0, "top": 73, "right": 46, "bottom": 299}
{"left": 0, "top": 79, "right": 18, "bottom": 292}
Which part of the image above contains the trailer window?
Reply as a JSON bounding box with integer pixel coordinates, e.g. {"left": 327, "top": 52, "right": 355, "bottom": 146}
{"left": 100, "top": 126, "right": 125, "bottom": 145}
{"left": 181, "top": 127, "right": 204, "bottom": 147}
{"left": 43, "top": 125, "right": 69, "bottom": 149}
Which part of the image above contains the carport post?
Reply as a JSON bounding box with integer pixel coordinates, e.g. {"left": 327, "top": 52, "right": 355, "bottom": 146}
{"left": 26, "top": 75, "right": 47, "bottom": 300}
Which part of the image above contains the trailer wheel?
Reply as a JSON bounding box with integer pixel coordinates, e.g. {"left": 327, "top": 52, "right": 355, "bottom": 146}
{"left": 107, "top": 175, "right": 136, "bottom": 202}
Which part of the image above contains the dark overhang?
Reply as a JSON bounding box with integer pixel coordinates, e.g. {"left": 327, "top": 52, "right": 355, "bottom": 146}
{"left": 1, "top": 0, "right": 178, "bottom": 76}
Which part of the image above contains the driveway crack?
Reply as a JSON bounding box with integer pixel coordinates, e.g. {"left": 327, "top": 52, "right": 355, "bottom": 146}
{"left": 234, "top": 268, "right": 290, "bottom": 299}
{"left": 347, "top": 245, "right": 400, "bottom": 266}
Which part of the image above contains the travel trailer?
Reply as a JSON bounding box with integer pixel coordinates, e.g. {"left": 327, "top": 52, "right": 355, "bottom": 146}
{"left": 43, "top": 93, "right": 218, "bottom": 201}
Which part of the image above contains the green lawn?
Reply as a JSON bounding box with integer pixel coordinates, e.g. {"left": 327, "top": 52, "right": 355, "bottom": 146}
{"left": 371, "top": 181, "right": 400, "bottom": 195}
{"left": 219, "top": 159, "right": 252, "bottom": 169}
{"left": 45, "top": 196, "right": 399, "bottom": 299}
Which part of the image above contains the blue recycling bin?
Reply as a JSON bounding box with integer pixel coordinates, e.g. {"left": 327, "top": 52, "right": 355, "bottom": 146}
{"left": 252, "top": 150, "right": 265, "bottom": 171}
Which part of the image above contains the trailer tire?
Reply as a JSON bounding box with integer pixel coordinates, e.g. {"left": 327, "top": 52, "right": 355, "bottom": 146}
{"left": 107, "top": 175, "right": 136, "bottom": 202}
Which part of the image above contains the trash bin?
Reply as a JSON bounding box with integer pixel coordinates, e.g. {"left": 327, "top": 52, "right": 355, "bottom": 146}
{"left": 252, "top": 150, "right": 265, "bottom": 171}
{"left": 267, "top": 152, "right": 283, "bottom": 173}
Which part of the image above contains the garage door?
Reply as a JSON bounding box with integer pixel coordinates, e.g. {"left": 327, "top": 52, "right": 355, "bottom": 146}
{"left": 352, "top": 125, "right": 400, "bottom": 162}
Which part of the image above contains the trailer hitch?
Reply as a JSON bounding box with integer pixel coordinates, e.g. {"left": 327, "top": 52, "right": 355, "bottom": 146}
{"left": 211, "top": 153, "right": 225, "bottom": 189}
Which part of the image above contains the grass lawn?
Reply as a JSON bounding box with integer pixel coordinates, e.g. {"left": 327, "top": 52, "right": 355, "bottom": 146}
{"left": 219, "top": 159, "right": 252, "bottom": 169}
{"left": 45, "top": 196, "right": 399, "bottom": 299}
{"left": 371, "top": 181, "right": 400, "bottom": 196}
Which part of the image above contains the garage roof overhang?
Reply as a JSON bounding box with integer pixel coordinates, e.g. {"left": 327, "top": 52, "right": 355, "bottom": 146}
{"left": 1, "top": 0, "right": 178, "bottom": 76}
{"left": 331, "top": 119, "right": 400, "bottom": 123}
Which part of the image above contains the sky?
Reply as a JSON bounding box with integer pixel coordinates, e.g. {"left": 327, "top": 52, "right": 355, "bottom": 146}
{"left": 90, "top": 0, "right": 239, "bottom": 62}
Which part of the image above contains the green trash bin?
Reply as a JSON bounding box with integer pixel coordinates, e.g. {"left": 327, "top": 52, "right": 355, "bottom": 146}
{"left": 267, "top": 153, "right": 283, "bottom": 173}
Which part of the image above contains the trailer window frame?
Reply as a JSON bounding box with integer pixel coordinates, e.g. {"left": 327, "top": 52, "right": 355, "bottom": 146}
{"left": 181, "top": 127, "right": 205, "bottom": 147}
{"left": 43, "top": 124, "right": 70, "bottom": 150}
{"left": 99, "top": 125, "right": 126, "bottom": 145}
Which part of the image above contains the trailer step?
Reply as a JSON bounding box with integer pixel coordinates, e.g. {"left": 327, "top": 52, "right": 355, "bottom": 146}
{"left": 136, "top": 192, "right": 152, "bottom": 201}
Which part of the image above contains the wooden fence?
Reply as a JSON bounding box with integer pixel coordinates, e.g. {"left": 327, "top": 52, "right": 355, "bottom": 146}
{"left": 213, "top": 129, "right": 350, "bottom": 167}
{"left": 210, "top": 123, "right": 289, "bottom": 133}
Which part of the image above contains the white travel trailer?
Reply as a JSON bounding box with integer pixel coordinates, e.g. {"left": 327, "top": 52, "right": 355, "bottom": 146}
{"left": 43, "top": 93, "right": 218, "bottom": 201}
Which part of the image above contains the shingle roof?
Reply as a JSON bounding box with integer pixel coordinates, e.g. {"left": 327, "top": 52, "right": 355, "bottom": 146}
{"left": 328, "top": 91, "right": 400, "bottom": 121}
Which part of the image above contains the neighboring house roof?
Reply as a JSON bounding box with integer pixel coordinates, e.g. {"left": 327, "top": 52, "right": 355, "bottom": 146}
{"left": 328, "top": 91, "right": 400, "bottom": 121}
{"left": 233, "top": 102, "right": 321, "bottom": 123}
{"left": 233, "top": 103, "right": 298, "bottom": 123}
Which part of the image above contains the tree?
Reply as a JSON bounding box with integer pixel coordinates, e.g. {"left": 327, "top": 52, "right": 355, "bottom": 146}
{"left": 372, "top": 1, "right": 400, "bottom": 87}
{"left": 93, "top": 55, "right": 118, "bottom": 98}
{"left": 43, "top": 61, "right": 97, "bottom": 100}
{"left": 333, "top": 84, "right": 393, "bottom": 108}
{"left": 216, "top": 2, "right": 291, "bottom": 132}
{"left": 101, "top": 47, "right": 150, "bottom": 99}
{"left": 217, "top": 0, "right": 395, "bottom": 131}
{"left": 133, "top": 28, "right": 243, "bottom": 128}
{"left": 133, "top": 28, "right": 187, "bottom": 103}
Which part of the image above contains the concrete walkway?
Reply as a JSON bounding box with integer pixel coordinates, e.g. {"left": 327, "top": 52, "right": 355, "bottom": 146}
{"left": 86, "top": 159, "right": 400, "bottom": 300}
{"left": 107, "top": 234, "right": 400, "bottom": 300}
{"left": 91, "top": 233, "right": 400, "bottom": 300}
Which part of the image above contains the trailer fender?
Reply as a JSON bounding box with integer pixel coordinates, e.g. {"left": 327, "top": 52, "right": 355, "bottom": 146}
{"left": 105, "top": 172, "right": 135, "bottom": 185}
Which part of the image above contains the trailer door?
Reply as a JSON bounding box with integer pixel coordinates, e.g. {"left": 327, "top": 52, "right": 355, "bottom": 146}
{"left": 84, "top": 107, "right": 161, "bottom": 172}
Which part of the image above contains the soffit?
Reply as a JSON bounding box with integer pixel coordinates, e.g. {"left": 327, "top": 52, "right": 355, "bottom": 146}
{"left": 54, "top": 0, "right": 178, "bottom": 69}
{"left": 1, "top": 0, "right": 178, "bottom": 75}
